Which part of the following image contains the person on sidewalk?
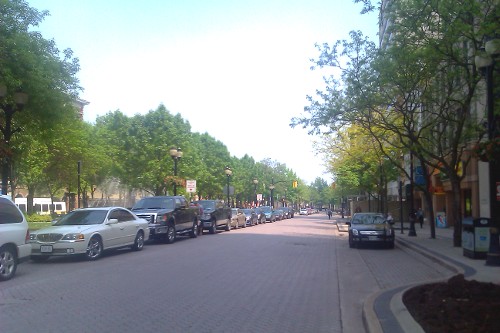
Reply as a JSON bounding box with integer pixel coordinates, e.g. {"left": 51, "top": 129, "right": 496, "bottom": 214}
{"left": 416, "top": 208, "right": 424, "bottom": 228}
{"left": 386, "top": 212, "right": 394, "bottom": 225}
{"left": 327, "top": 209, "right": 332, "bottom": 219}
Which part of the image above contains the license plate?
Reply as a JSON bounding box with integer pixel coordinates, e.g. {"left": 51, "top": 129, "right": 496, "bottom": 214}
{"left": 40, "top": 245, "right": 53, "bottom": 253}
{"left": 368, "top": 236, "right": 379, "bottom": 241}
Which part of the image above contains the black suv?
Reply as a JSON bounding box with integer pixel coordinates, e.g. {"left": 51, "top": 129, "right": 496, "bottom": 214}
{"left": 195, "top": 200, "right": 231, "bottom": 234}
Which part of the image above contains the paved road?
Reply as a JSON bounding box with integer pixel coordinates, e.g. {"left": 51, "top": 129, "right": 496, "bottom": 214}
{"left": 0, "top": 214, "right": 450, "bottom": 333}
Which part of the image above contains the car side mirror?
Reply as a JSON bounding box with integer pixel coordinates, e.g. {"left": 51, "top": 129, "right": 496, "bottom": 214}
{"left": 107, "top": 218, "right": 119, "bottom": 224}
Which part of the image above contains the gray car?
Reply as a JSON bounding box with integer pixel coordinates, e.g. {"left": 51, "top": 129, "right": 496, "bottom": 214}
{"left": 347, "top": 212, "right": 395, "bottom": 249}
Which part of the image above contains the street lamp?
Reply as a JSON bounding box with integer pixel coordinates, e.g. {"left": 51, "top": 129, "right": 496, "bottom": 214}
{"left": 253, "top": 178, "right": 258, "bottom": 206}
{"left": 269, "top": 181, "right": 275, "bottom": 208}
{"left": 169, "top": 147, "right": 182, "bottom": 196}
{"left": 475, "top": 38, "right": 500, "bottom": 266}
{"left": 408, "top": 151, "right": 417, "bottom": 237}
{"left": 224, "top": 166, "right": 232, "bottom": 207}
{"left": 0, "top": 84, "right": 28, "bottom": 196}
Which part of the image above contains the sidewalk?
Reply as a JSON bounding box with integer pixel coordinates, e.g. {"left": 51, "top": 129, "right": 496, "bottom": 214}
{"left": 363, "top": 222, "right": 500, "bottom": 333}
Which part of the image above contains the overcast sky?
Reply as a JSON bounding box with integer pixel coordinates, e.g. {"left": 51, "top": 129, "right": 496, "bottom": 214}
{"left": 27, "top": 0, "right": 378, "bottom": 184}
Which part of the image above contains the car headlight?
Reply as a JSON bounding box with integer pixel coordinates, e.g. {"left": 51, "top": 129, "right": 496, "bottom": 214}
{"left": 29, "top": 234, "right": 37, "bottom": 241}
{"left": 352, "top": 229, "right": 359, "bottom": 235}
{"left": 62, "top": 233, "right": 85, "bottom": 241}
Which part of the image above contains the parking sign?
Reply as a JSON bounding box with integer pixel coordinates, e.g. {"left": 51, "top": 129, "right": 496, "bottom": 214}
{"left": 186, "top": 180, "right": 196, "bottom": 193}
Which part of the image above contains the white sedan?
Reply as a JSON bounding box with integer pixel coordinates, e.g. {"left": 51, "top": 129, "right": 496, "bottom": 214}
{"left": 30, "top": 207, "right": 149, "bottom": 261}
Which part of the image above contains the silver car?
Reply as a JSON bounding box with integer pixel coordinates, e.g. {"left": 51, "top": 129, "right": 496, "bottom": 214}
{"left": 30, "top": 207, "right": 149, "bottom": 261}
{"left": 0, "top": 195, "right": 31, "bottom": 281}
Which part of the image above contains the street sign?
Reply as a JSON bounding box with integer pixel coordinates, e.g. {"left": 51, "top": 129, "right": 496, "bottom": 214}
{"left": 186, "top": 180, "right": 196, "bottom": 193}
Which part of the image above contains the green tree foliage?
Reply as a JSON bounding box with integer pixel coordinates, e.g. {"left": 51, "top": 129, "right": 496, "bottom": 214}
{"left": 1, "top": 0, "right": 81, "bottom": 198}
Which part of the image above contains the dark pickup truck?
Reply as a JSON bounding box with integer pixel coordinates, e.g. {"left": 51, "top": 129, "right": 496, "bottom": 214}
{"left": 195, "top": 200, "right": 231, "bottom": 234}
{"left": 131, "top": 196, "right": 199, "bottom": 243}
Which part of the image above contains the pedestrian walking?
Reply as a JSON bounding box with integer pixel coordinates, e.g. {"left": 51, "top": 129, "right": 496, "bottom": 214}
{"left": 386, "top": 212, "right": 394, "bottom": 224}
{"left": 417, "top": 208, "right": 424, "bottom": 228}
{"left": 327, "top": 209, "right": 332, "bottom": 219}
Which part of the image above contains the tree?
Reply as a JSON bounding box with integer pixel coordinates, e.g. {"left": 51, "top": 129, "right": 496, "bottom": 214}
{"left": 292, "top": 0, "right": 499, "bottom": 246}
{"left": 1, "top": 0, "right": 81, "bottom": 196}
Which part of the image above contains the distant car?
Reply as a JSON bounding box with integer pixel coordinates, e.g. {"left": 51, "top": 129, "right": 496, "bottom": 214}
{"left": 347, "top": 212, "right": 394, "bottom": 249}
{"left": 274, "top": 209, "right": 285, "bottom": 221}
{"left": 260, "top": 206, "right": 277, "bottom": 222}
{"left": 0, "top": 195, "right": 31, "bottom": 281}
{"left": 30, "top": 207, "right": 150, "bottom": 261}
{"left": 230, "top": 208, "right": 246, "bottom": 229}
{"left": 253, "top": 207, "right": 267, "bottom": 224}
{"left": 280, "top": 207, "right": 294, "bottom": 219}
{"left": 299, "top": 208, "right": 308, "bottom": 215}
{"left": 241, "top": 209, "right": 258, "bottom": 226}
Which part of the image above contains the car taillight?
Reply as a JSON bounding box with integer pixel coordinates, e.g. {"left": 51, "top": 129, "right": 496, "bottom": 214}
{"left": 25, "top": 230, "right": 30, "bottom": 243}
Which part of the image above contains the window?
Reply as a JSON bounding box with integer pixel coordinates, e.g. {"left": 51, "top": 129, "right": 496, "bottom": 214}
{"left": 0, "top": 200, "right": 24, "bottom": 224}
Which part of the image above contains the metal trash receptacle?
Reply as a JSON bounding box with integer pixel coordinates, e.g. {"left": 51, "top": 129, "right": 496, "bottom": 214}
{"left": 462, "top": 217, "right": 491, "bottom": 259}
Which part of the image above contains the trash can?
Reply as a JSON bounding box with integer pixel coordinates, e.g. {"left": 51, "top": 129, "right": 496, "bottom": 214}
{"left": 462, "top": 217, "right": 492, "bottom": 259}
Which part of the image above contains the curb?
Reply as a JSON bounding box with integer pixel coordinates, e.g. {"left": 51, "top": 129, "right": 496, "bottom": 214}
{"left": 363, "top": 289, "right": 385, "bottom": 333}
{"left": 362, "top": 238, "right": 468, "bottom": 333}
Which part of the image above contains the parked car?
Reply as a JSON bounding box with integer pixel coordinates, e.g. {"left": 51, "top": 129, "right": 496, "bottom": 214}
{"left": 274, "top": 209, "right": 285, "bottom": 221}
{"left": 299, "top": 208, "right": 308, "bottom": 215}
{"left": 253, "top": 207, "right": 267, "bottom": 224}
{"left": 347, "top": 212, "right": 395, "bottom": 249}
{"left": 29, "top": 207, "right": 150, "bottom": 261}
{"left": 132, "top": 196, "right": 199, "bottom": 243}
{"left": 0, "top": 195, "right": 31, "bottom": 281}
{"left": 230, "top": 208, "right": 246, "bottom": 229}
{"left": 241, "top": 209, "right": 258, "bottom": 226}
{"left": 279, "top": 207, "right": 293, "bottom": 219}
{"left": 260, "top": 206, "right": 277, "bottom": 222}
{"left": 195, "top": 200, "right": 232, "bottom": 233}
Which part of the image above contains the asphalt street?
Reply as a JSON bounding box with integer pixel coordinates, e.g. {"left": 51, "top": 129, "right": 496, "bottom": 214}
{"left": 0, "top": 213, "right": 451, "bottom": 333}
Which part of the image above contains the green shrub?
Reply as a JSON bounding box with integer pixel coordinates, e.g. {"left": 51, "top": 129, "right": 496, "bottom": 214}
{"left": 26, "top": 214, "right": 53, "bottom": 223}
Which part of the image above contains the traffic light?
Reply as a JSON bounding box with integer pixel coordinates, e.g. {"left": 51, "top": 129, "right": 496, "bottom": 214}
{"left": 292, "top": 180, "right": 298, "bottom": 188}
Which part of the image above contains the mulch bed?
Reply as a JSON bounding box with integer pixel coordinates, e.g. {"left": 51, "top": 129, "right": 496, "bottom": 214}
{"left": 403, "top": 274, "right": 500, "bottom": 333}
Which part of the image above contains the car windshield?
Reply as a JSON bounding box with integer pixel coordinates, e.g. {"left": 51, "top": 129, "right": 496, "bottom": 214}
{"left": 260, "top": 206, "right": 272, "bottom": 212}
{"left": 352, "top": 214, "right": 386, "bottom": 225}
{"left": 242, "top": 209, "right": 252, "bottom": 215}
{"left": 55, "top": 210, "right": 108, "bottom": 226}
{"left": 132, "top": 197, "right": 174, "bottom": 210}
{"left": 197, "top": 201, "right": 216, "bottom": 210}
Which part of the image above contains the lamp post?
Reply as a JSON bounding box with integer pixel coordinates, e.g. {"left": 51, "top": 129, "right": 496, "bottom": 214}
{"left": 0, "top": 84, "right": 28, "bottom": 196}
{"left": 408, "top": 151, "right": 417, "bottom": 237}
{"left": 269, "top": 181, "right": 275, "bottom": 208}
{"left": 224, "top": 166, "right": 232, "bottom": 207}
{"left": 77, "top": 161, "right": 81, "bottom": 208}
{"left": 399, "top": 179, "right": 404, "bottom": 234}
{"left": 253, "top": 178, "right": 258, "bottom": 206}
{"left": 169, "top": 147, "right": 182, "bottom": 196}
{"left": 475, "top": 39, "right": 500, "bottom": 266}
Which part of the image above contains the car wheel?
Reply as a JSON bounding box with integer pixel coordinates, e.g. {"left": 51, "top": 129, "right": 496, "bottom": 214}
{"left": 0, "top": 245, "right": 17, "bottom": 281}
{"left": 86, "top": 236, "right": 103, "bottom": 260}
{"left": 348, "top": 234, "right": 355, "bottom": 248}
{"left": 165, "top": 225, "right": 176, "bottom": 244}
{"left": 31, "top": 255, "right": 50, "bottom": 262}
{"left": 190, "top": 222, "right": 198, "bottom": 238}
{"left": 132, "top": 231, "right": 145, "bottom": 251}
{"left": 225, "top": 219, "right": 231, "bottom": 232}
{"left": 210, "top": 221, "right": 217, "bottom": 234}
{"left": 387, "top": 240, "right": 395, "bottom": 249}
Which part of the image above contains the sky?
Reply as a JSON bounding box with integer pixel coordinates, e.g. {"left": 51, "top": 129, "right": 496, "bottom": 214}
{"left": 27, "top": 0, "right": 378, "bottom": 184}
